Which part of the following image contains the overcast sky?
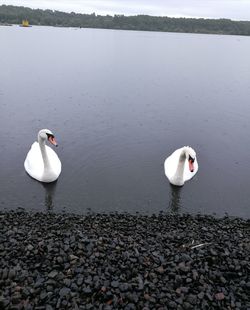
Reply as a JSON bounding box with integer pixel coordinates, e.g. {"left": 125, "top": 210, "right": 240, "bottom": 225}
{"left": 1, "top": 0, "right": 250, "bottom": 21}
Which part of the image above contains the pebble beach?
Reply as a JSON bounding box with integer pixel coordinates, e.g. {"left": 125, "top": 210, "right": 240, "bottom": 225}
{"left": 0, "top": 210, "right": 249, "bottom": 309}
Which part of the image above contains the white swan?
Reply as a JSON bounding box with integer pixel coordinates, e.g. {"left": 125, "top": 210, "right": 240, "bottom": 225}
{"left": 24, "top": 129, "right": 61, "bottom": 183}
{"left": 164, "top": 146, "right": 198, "bottom": 186}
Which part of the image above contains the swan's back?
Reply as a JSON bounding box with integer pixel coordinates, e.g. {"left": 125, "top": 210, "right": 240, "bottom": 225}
{"left": 24, "top": 142, "right": 61, "bottom": 182}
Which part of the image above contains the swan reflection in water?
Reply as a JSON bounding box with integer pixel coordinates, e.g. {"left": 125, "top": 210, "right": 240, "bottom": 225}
{"left": 42, "top": 181, "right": 57, "bottom": 211}
{"left": 168, "top": 185, "right": 182, "bottom": 213}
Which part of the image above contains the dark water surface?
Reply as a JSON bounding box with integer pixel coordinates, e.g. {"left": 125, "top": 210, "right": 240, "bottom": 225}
{"left": 1, "top": 26, "right": 250, "bottom": 217}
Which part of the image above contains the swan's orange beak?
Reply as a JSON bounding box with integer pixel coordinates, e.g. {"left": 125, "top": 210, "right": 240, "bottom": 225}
{"left": 189, "top": 159, "right": 194, "bottom": 172}
{"left": 49, "top": 136, "right": 58, "bottom": 147}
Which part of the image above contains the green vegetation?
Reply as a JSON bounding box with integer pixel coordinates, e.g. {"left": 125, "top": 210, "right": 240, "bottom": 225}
{"left": 1, "top": 4, "right": 250, "bottom": 35}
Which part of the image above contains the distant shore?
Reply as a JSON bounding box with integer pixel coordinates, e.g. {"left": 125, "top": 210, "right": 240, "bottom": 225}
{"left": 0, "top": 210, "right": 249, "bottom": 309}
{"left": 1, "top": 5, "right": 250, "bottom": 36}
{"left": 0, "top": 22, "right": 12, "bottom": 26}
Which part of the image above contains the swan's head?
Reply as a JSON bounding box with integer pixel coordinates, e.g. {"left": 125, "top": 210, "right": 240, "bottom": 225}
{"left": 184, "top": 146, "right": 196, "bottom": 172}
{"left": 38, "top": 129, "right": 58, "bottom": 147}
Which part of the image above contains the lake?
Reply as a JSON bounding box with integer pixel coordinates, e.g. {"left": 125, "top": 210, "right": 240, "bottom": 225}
{"left": 1, "top": 25, "right": 250, "bottom": 217}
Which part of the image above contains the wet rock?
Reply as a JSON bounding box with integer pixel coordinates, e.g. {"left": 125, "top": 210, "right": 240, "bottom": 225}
{"left": 124, "top": 303, "right": 136, "bottom": 310}
{"left": 77, "top": 276, "right": 84, "bottom": 286}
{"left": 215, "top": 292, "right": 225, "bottom": 300}
{"left": 34, "top": 277, "right": 45, "bottom": 288}
{"left": 111, "top": 280, "right": 119, "bottom": 288}
{"left": 8, "top": 269, "right": 16, "bottom": 280}
{"left": 11, "top": 292, "right": 21, "bottom": 304}
{"left": 119, "top": 282, "right": 129, "bottom": 292}
{"left": 48, "top": 270, "right": 58, "bottom": 279}
{"left": 40, "top": 291, "right": 48, "bottom": 301}
{"left": 220, "top": 276, "right": 227, "bottom": 284}
{"left": 63, "top": 278, "right": 71, "bottom": 287}
{"left": 197, "top": 292, "right": 204, "bottom": 299}
{"left": 82, "top": 287, "right": 92, "bottom": 295}
{"left": 156, "top": 266, "right": 164, "bottom": 274}
{"left": 27, "top": 244, "right": 34, "bottom": 251}
{"left": 168, "top": 301, "right": 177, "bottom": 308}
{"left": 186, "top": 294, "right": 197, "bottom": 305}
{"left": 69, "top": 254, "right": 79, "bottom": 261}
{"left": 186, "top": 277, "right": 192, "bottom": 284}
{"left": 2, "top": 268, "right": 8, "bottom": 279}
{"left": 57, "top": 256, "right": 64, "bottom": 264}
{"left": 59, "top": 287, "right": 71, "bottom": 298}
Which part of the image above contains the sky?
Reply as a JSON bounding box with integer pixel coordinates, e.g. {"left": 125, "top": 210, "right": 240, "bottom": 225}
{"left": 1, "top": 0, "right": 250, "bottom": 21}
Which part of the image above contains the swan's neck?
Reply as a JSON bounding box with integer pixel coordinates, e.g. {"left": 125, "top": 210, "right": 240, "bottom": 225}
{"left": 38, "top": 136, "right": 51, "bottom": 172}
{"left": 172, "top": 150, "right": 186, "bottom": 185}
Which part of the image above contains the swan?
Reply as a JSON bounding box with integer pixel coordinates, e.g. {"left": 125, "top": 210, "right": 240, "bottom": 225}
{"left": 24, "top": 129, "right": 61, "bottom": 183}
{"left": 164, "top": 146, "right": 198, "bottom": 186}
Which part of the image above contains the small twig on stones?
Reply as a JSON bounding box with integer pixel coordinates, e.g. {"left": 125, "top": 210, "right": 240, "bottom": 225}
{"left": 190, "top": 242, "right": 211, "bottom": 249}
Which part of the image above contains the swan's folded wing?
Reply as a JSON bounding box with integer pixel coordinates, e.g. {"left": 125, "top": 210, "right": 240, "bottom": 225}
{"left": 24, "top": 142, "right": 44, "bottom": 178}
{"left": 164, "top": 148, "right": 181, "bottom": 180}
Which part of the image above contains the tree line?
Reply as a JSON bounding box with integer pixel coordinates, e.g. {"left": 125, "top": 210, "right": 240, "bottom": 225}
{"left": 1, "top": 5, "right": 250, "bottom": 36}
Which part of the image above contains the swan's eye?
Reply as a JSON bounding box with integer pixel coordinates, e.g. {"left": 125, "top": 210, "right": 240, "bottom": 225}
{"left": 46, "top": 133, "right": 54, "bottom": 139}
{"left": 189, "top": 155, "right": 195, "bottom": 163}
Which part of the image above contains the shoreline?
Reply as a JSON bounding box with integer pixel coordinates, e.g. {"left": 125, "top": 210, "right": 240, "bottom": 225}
{"left": 0, "top": 210, "right": 249, "bottom": 309}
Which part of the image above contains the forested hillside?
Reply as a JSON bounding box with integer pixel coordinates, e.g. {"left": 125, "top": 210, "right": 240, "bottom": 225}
{"left": 1, "top": 5, "right": 250, "bottom": 35}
